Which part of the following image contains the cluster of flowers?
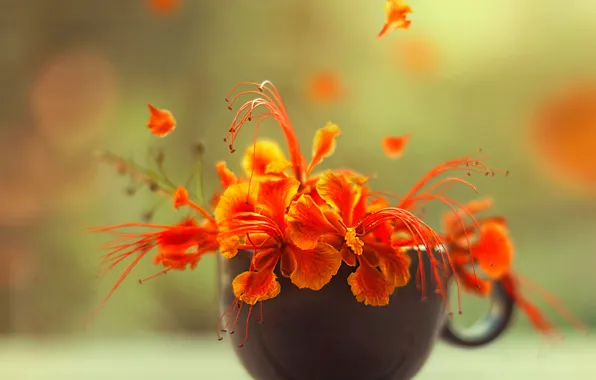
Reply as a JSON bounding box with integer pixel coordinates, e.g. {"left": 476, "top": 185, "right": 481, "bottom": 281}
{"left": 92, "top": 81, "right": 584, "bottom": 342}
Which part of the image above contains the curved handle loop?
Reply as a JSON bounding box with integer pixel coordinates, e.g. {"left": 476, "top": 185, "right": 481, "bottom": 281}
{"left": 441, "top": 279, "right": 516, "bottom": 347}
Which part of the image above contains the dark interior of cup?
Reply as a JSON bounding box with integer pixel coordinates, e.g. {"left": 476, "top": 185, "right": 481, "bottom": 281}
{"left": 217, "top": 249, "right": 448, "bottom": 380}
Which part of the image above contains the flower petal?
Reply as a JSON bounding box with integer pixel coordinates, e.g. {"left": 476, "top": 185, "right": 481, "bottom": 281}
{"left": 307, "top": 122, "right": 341, "bottom": 174}
{"left": 345, "top": 227, "right": 364, "bottom": 255}
{"left": 442, "top": 197, "right": 494, "bottom": 236}
{"left": 232, "top": 269, "right": 281, "bottom": 305}
{"left": 218, "top": 234, "right": 240, "bottom": 258}
{"left": 455, "top": 265, "right": 493, "bottom": 296}
{"left": 381, "top": 134, "right": 410, "bottom": 159}
{"left": 280, "top": 247, "right": 297, "bottom": 277}
{"left": 253, "top": 248, "right": 281, "bottom": 271}
{"left": 215, "top": 161, "right": 238, "bottom": 189}
{"left": 256, "top": 177, "right": 300, "bottom": 225}
{"left": 471, "top": 221, "right": 514, "bottom": 278}
{"left": 340, "top": 246, "right": 356, "bottom": 266}
{"left": 242, "top": 140, "right": 290, "bottom": 177}
{"left": 214, "top": 182, "right": 258, "bottom": 228}
{"left": 347, "top": 261, "right": 392, "bottom": 306}
{"left": 316, "top": 170, "right": 361, "bottom": 225}
{"left": 173, "top": 186, "right": 189, "bottom": 209}
{"left": 377, "top": 0, "right": 412, "bottom": 40}
{"left": 376, "top": 245, "right": 411, "bottom": 288}
{"left": 154, "top": 248, "right": 201, "bottom": 271}
{"left": 286, "top": 243, "right": 342, "bottom": 290}
{"left": 286, "top": 194, "right": 337, "bottom": 250}
{"left": 147, "top": 104, "right": 176, "bottom": 137}
{"left": 361, "top": 246, "right": 380, "bottom": 267}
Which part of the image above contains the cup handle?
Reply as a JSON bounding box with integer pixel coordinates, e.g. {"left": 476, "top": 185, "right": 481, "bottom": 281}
{"left": 440, "top": 279, "right": 516, "bottom": 347}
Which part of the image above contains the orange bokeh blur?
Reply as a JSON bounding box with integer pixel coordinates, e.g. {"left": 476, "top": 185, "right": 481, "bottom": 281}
{"left": 307, "top": 71, "right": 345, "bottom": 104}
{"left": 147, "top": 0, "right": 180, "bottom": 14}
{"left": 530, "top": 80, "right": 596, "bottom": 193}
{"left": 29, "top": 49, "right": 118, "bottom": 149}
{"left": 394, "top": 35, "right": 438, "bottom": 77}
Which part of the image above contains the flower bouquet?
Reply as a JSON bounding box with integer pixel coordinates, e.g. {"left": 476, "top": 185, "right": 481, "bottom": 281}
{"left": 92, "top": 81, "right": 584, "bottom": 380}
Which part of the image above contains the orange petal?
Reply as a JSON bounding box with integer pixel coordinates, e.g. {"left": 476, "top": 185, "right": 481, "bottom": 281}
{"left": 442, "top": 197, "right": 494, "bottom": 235}
{"left": 361, "top": 246, "right": 380, "bottom": 267}
{"left": 154, "top": 248, "right": 201, "bottom": 271}
{"left": 286, "top": 243, "right": 342, "bottom": 291}
{"left": 367, "top": 195, "right": 390, "bottom": 213}
{"left": 286, "top": 194, "right": 337, "bottom": 250}
{"left": 245, "top": 233, "right": 272, "bottom": 247}
{"left": 377, "top": 0, "right": 413, "bottom": 40}
{"left": 340, "top": 246, "right": 357, "bottom": 266}
{"left": 345, "top": 227, "right": 364, "bottom": 255}
{"left": 256, "top": 177, "right": 300, "bottom": 225}
{"left": 157, "top": 217, "right": 201, "bottom": 246}
{"left": 232, "top": 269, "right": 281, "bottom": 305}
{"left": 173, "top": 186, "right": 189, "bottom": 209}
{"left": 215, "top": 161, "right": 238, "bottom": 189}
{"left": 455, "top": 265, "right": 493, "bottom": 296}
{"left": 307, "top": 122, "right": 341, "bottom": 174}
{"left": 471, "top": 222, "right": 514, "bottom": 278}
{"left": 218, "top": 234, "right": 240, "bottom": 258}
{"left": 376, "top": 245, "right": 411, "bottom": 288}
{"left": 381, "top": 134, "right": 410, "bottom": 159}
{"left": 280, "top": 248, "right": 297, "bottom": 277}
{"left": 214, "top": 182, "right": 258, "bottom": 228}
{"left": 316, "top": 170, "right": 361, "bottom": 225}
{"left": 347, "top": 261, "right": 392, "bottom": 306}
{"left": 242, "top": 140, "right": 291, "bottom": 177}
{"left": 253, "top": 248, "right": 281, "bottom": 271}
{"left": 147, "top": 104, "right": 176, "bottom": 137}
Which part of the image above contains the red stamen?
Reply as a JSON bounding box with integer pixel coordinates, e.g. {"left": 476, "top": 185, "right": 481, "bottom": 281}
{"left": 85, "top": 244, "right": 154, "bottom": 328}
{"left": 239, "top": 304, "right": 254, "bottom": 348}
{"left": 517, "top": 274, "right": 589, "bottom": 335}
{"left": 398, "top": 151, "right": 507, "bottom": 211}
{"left": 217, "top": 296, "right": 240, "bottom": 340}
{"left": 138, "top": 267, "right": 172, "bottom": 284}
{"left": 358, "top": 207, "right": 453, "bottom": 305}
{"left": 224, "top": 81, "right": 306, "bottom": 182}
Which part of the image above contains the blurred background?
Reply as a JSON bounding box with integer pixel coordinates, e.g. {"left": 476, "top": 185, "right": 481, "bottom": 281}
{"left": 1, "top": 0, "right": 596, "bottom": 378}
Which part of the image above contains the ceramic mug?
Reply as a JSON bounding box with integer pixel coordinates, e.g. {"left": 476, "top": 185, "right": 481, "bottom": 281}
{"left": 218, "top": 247, "right": 515, "bottom": 380}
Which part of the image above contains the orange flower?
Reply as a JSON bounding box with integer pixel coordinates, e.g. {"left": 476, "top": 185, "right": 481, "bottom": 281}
{"left": 214, "top": 177, "right": 343, "bottom": 300}
{"left": 377, "top": 0, "right": 412, "bottom": 40}
{"left": 441, "top": 199, "right": 587, "bottom": 337}
{"left": 441, "top": 198, "right": 513, "bottom": 281}
{"left": 286, "top": 171, "right": 412, "bottom": 305}
{"left": 147, "top": 104, "right": 176, "bottom": 137}
{"left": 89, "top": 216, "right": 218, "bottom": 321}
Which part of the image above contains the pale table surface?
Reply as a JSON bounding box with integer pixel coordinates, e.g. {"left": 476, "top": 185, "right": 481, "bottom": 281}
{"left": 1, "top": 333, "right": 595, "bottom": 379}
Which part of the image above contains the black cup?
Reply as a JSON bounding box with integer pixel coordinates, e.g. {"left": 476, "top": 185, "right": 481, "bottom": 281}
{"left": 217, "top": 247, "right": 514, "bottom": 380}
